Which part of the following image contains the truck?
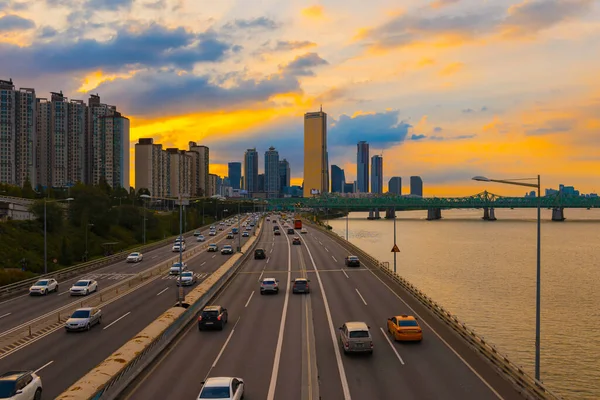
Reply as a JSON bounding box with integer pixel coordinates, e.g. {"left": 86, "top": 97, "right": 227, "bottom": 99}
{"left": 294, "top": 219, "right": 302, "bottom": 230}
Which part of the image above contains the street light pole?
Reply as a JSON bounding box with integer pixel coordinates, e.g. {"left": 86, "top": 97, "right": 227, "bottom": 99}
{"left": 346, "top": 209, "right": 349, "bottom": 241}
{"left": 472, "top": 175, "right": 542, "bottom": 381}
{"left": 178, "top": 196, "right": 183, "bottom": 307}
{"left": 44, "top": 199, "right": 47, "bottom": 275}
{"left": 237, "top": 202, "right": 241, "bottom": 252}
{"left": 393, "top": 207, "right": 397, "bottom": 274}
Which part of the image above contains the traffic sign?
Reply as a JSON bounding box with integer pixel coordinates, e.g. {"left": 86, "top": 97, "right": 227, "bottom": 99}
{"left": 391, "top": 244, "right": 400, "bottom": 253}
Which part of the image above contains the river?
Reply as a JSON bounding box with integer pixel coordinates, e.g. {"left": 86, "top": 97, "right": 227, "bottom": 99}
{"left": 328, "top": 208, "right": 600, "bottom": 399}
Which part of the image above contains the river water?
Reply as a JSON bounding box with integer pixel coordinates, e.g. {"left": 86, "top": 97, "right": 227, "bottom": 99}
{"left": 328, "top": 208, "right": 600, "bottom": 399}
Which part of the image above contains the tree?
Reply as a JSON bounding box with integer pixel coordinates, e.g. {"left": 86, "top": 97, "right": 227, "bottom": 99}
{"left": 21, "top": 177, "right": 35, "bottom": 199}
{"left": 59, "top": 236, "right": 72, "bottom": 265}
{"left": 30, "top": 200, "right": 64, "bottom": 232}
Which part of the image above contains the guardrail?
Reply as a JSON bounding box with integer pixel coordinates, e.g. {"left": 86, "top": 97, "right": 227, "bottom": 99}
{"left": 308, "top": 220, "right": 562, "bottom": 400}
{"left": 0, "top": 216, "right": 238, "bottom": 299}
{"left": 0, "top": 234, "right": 222, "bottom": 356}
{"left": 57, "top": 218, "right": 264, "bottom": 400}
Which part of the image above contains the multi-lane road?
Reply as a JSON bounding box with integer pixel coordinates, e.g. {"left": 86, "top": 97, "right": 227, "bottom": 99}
{"left": 0, "top": 216, "right": 255, "bottom": 399}
{"left": 124, "top": 219, "right": 526, "bottom": 400}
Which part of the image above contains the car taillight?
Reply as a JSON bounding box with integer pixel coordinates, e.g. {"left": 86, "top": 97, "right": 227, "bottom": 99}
{"left": 344, "top": 342, "right": 349, "bottom": 348}
{"left": 416, "top": 330, "right": 422, "bottom": 333}
{"left": 370, "top": 342, "right": 374, "bottom": 348}
{"left": 198, "top": 316, "right": 202, "bottom": 321}
{"left": 217, "top": 315, "right": 222, "bottom": 321}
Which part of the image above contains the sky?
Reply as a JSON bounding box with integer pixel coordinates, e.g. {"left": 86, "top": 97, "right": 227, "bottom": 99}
{"left": 1, "top": 0, "right": 599, "bottom": 196}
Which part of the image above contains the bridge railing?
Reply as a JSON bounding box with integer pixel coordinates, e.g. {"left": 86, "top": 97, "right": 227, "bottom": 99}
{"left": 307, "top": 220, "right": 563, "bottom": 400}
{"left": 0, "top": 218, "right": 229, "bottom": 299}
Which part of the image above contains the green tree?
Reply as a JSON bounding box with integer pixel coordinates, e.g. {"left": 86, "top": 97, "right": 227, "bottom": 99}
{"left": 30, "top": 200, "right": 64, "bottom": 232}
{"left": 21, "top": 177, "right": 36, "bottom": 199}
{"left": 59, "top": 236, "right": 72, "bottom": 265}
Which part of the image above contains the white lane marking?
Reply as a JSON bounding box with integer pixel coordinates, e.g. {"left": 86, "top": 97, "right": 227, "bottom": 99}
{"left": 318, "top": 241, "right": 323, "bottom": 245}
{"left": 212, "top": 255, "right": 216, "bottom": 258}
{"left": 380, "top": 327, "right": 405, "bottom": 365}
{"left": 151, "top": 255, "right": 158, "bottom": 259}
{"left": 266, "top": 258, "right": 270, "bottom": 264}
{"left": 58, "top": 290, "right": 70, "bottom": 296}
{"left": 245, "top": 291, "right": 255, "bottom": 308}
{"left": 156, "top": 288, "right": 169, "bottom": 296}
{"left": 366, "top": 265, "right": 504, "bottom": 399}
{"left": 325, "top": 247, "right": 329, "bottom": 252}
{"left": 211, "top": 317, "right": 241, "bottom": 368}
{"left": 342, "top": 269, "right": 349, "bottom": 279}
{"left": 0, "top": 313, "right": 11, "bottom": 319}
{"left": 258, "top": 269, "right": 265, "bottom": 282}
{"left": 201, "top": 262, "right": 206, "bottom": 266}
{"left": 301, "top": 235, "right": 352, "bottom": 399}
{"left": 103, "top": 311, "right": 131, "bottom": 330}
{"left": 0, "top": 293, "right": 29, "bottom": 306}
{"left": 332, "top": 256, "right": 337, "bottom": 262}
{"left": 267, "top": 222, "right": 293, "bottom": 400}
{"left": 355, "top": 288, "right": 368, "bottom": 305}
{"left": 34, "top": 360, "right": 54, "bottom": 374}
{"left": 270, "top": 248, "right": 273, "bottom": 254}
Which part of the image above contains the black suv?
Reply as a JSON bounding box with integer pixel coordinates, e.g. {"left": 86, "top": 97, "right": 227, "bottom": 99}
{"left": 254, "top": 248, "right": 266, "bottom": 259}
{"left": 287, "top": 228, "right": 294, "bottom": 234}
{"left": 345, "top": 256, "right": 361, "bottom": 267}
{"left": 198, "top": 305, "right": 228, "bottom": 330}
{"left": 273, "top": 225, "right": 280, "bottom": 231}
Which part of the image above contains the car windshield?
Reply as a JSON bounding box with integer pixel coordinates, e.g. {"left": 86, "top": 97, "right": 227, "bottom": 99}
{"left": 35, "top": 280, "right": 48, "bottom": 286}
{"left": 209, "top": 245, "right": 217, "bottom": 248}
{"left": 182, "top": 272, "right": 193, "bottom": 277}
{"left": 71, "top": 310, "right": 91, "bottom": 318}
{"left": 399, "top": 320, "right": 419, "bottom": 327}
{"left": 74, "top": 281, "right": 89, "bottom": 287}
{"left": 224, "top": 246, "right": 232, "bottom": 249}
{"left": 130, "top": 253, "right": 139, "bottom": 257}
{"left": 349, "top": 330, "right": 370, "bottom": 338}
{"left": 0, "top": 381, "right": 17, "bottom": 398}
{"left": 202, "top": 310, "right": 219, "bottom": 318}
{"left": 199, "top": 386, "right": 230, "bottom": 398}
{"left": 348, "top": 256, "right": 359, "bottom": 261}
{"left": 263, "top": 280, "right": 276, "bottom": 285}
{"left": 255, "top": 250, "right": 264, "bottom": 254}
{"left": 173, "top": 263, "right": 184, "bottom": 268}
{"left": 295, "top": 281, "right": 307, "bottom": 286}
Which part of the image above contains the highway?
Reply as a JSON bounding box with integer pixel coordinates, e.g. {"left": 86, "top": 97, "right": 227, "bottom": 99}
{"left": 124, "top": 218, "right": 526, "bottom": 400}
{"left": 0, "top": 219, "right": 234, "bottom": 333}
{"left": 0, "top": 217, "right": 256, "bottom": 399}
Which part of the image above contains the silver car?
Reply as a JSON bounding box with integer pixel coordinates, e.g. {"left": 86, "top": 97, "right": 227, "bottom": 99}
{"left": 65, "top": 307, "right": 102, "bottom": 331}
{"left": 169, "top": 262, "right": 187, "bottom": 275}
{"left": 260, "top": 278, "right": 279, "bottom": 294}
{"left": 338, "top": 321, "right": 373, "bottom": 354}
{"left": 221, "top": 245, "right": 234, "bottom": 255}
{"left": 177, "top": 271, "right": 197, "bottom": 286}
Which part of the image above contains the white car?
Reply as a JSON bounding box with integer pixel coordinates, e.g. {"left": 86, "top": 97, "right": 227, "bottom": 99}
{"left": 65, "top": 307, "right": 102, "bottom": 332}
{"left": 172, "top": 243, "right": 186, "bottom": 252}
{"left": 0, "top": 370, "right": 42, "bottom": 400}
{"left": 126, "top": 252, "right": 143, "bottom": 263}
{"left": 176, "top": 271, "right": 197, "bottom": 286}
{"left": 197, "top": 235, "right": 206, "bottom": 242}
{"left": 221, "top": 245, "right": 234, "bottom": 255}
{"left": 209, "top": 230, "right": 217, "bottom": 236}
{"left": 242, "top": 231, "right": 249, "bottom": 237}
{"left": 29, "top": 278, "right": 58, "bottom": 295}
{"left": 69, "top": 279, "right": 98, "bottom": 296}
{"left": 197, "top": 377, "right": 244, "bottom": 399}
{"left": 300, "top": 228, "right": 307, "bottom": 234}
{"left": 169, "top": 262, "right": 187, "bottom": 275}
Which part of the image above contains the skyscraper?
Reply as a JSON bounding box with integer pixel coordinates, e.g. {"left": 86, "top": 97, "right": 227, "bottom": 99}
{"left": 68, "top": 99, "right": 86, "bottom": 185}
{"left": 166, "top": 148, "right": 192, "bottom": 198}
{"left": 257, "top": 173, "right": 265, "bottom": 192}
{"left": 243, "top": 148, "right": 259, "bottom": 194}
{"left": 371, "top": 155, "right": 383, "bottom": 194}
{"left": 388, "top": 177, "right": 401, "bottom": 195}
{"left": 189, "top": 142, "right": 209, "bottom": 196}
{"left": 228, "top": 162, "right": 242, "bottom": 190}
{"left": 278, "top": 159, "right": 290, "bottom": 193}
{"left": 303, "top": 109, "right": 328, "bottom": 197}
{"left": 357, "top": 141, "right": 369, "bottom": 193}
{"left": 135, "top": 138, "right": 165, "bottom": 197}
{"left": 410, "top": 176, "right": 423, "bottom": 197}
{"left": 331, "top": 164, "right": 345, "bottom": 193}
{"left": 264, "top": 146, "right": 279, "bottom": 198}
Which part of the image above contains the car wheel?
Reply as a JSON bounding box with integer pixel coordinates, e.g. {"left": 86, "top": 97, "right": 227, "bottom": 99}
{"left": 55, "top": 285, "right": 59, "bottom": 292}
{"left": 43, "top": 289, "right": 47, "bottom": 295}
{"left": 34, "top": 388, "right": 42, "bottom": 400}
{"left": 98, "top": 316, "right": 102, "bottom": 325}
{"left": 260, "top": 291, "right": 264, "bottom": 295}
{"left": 198, "top": 325, "right": 203, "bottom": 331}
{"left": 85, "top": 289, "right": 88, "bottom": 296}
{"left": 86, "top": 323, "right": 91, "bottom": 331}
{"left": 219, "top": 323, "right": 224, "bottom": 330}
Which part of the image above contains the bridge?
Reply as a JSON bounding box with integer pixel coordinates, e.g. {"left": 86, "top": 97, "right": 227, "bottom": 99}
{"left": 0, "top": 215, "right": 561, "bottom": 400}
{"left": 265, "top": 191, "right": 600, "bottom": 220}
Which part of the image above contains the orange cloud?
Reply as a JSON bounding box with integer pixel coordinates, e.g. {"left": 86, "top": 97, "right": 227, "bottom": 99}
{"left": 209, "top": 163, "right": 227, "bottom": 177}
{"left": 430, "top": 0, "right": 461, "bottom": 9}
{"left": 439, "top": 62, "right": 464, "bottom": 76}
{"left": 78, "top": 70, "right": 140, "bottom": 93}
{"left": 301, "top": 5, "right": 326, "bottom": 19}
{"left": 417, "top": 58, "right": 436, "bottom": 68}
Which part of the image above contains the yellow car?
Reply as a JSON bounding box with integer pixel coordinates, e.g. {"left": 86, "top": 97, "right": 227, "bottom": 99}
{"left": 387, "top": 315, "right": 423, "bottom": 342}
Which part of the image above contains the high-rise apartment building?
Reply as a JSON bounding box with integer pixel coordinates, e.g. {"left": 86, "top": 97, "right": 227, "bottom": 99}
{"left": 303, "top": 109, "right": 328, "bottom": 197}
{"left": 165, "top": 148, "right": 192, "bottom": 198}
{"left": 135, "top": 138, "right": 166, "bottom": 197}
{"left": 257, "top": 173, "right": 265, "bottom": 192}
{"left": 331, "top": 165, "right": 345, "bottom": 193}
{"left": 356, "top": 141, "right": 369, "bottom": 193}
{"left": 371, "top": 155, "right": 383, "bottom": 194}
{"left": 0, "top": 80, "right": 16, "bottom": 185}
{"left": 264, "top": 146, "right": 279, "bottom": 198}
{"left": 189, "top": 142, "right": 209, "bottom": 196}
{"left": 388, "top": 177, "right": 401, "bottom": 195}
{"left": 228, "top": 162, "right": 242, "bottom": 190}
{"left": 68, "top": 99, "right": 86, "bottom": 185}
{"left": 243, "top": 148, "right": 259, "bottom": 195}
{"left": 36, "top": 98, "right": 51, "bottom": 188}
{"left": 278, "top": 159, "right": 290, "bottom": 194}
{"left": 208, "top": 173, "right": 218, "bottom": 197}
{"left": 410, "top": 176, "right": 423, "bottom": 197}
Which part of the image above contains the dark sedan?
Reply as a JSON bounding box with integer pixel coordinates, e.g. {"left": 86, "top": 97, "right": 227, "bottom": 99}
{"left": 345, "top": 256, "right": 361, "bottom": 267}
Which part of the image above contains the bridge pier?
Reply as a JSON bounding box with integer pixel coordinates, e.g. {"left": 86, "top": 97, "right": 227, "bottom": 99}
{"left": 426, "top": 208, "right": 442, "bottom": 220}
{"left": 482, "top": 207, "right": 497, "bottom": 221}
{"left": 367, "top": 208, "right": 381, "bottom": 220}
{"left": 552, "top": 207, "right": 565, "bottom": 221}
{"left": 384, "top": 208, "right": 395, "bottom": 219}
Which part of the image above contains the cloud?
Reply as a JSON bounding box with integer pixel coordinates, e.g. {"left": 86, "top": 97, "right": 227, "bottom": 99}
{"left": 525, "top": 118, "right": 575, "bottom": 135}
{"left": 502, "top": 0, "right": 594, "bottom": 37}
{"left": 90, "top": 0, "right": 133, "bottom": 11}
{"left": 462, "top": 108, "right": 474, "bottom": 113}
{"left": 273, "top": 40, "right": 317, "bottom": 51}
{"left": 280, "top": 52, "right": 328, "bottom": 76}
{"left": 429, "top": 134, "right": 477, "bottom": 140}
{"left": 439, "top": 62, "right": 464, "bottom": 76}
{"left": 411, "top": 134, "right": 427, "bottom": 140}
{"left": 143, "top": 0, "right": 165, "bottom": 9}
{"left": 329, "top": 110, "right": 412, "bottom": 147}
{"left": 430, "top": 0, "right": 461, "bottom": 8}
{"left": 481, "top": 106, "right": 488, "bottom": 111}
{"left": 0, "top": 14, "right": 35, "bottom": 32}
{"left": 223, "top": 17, "right": 279, "bottom": 30}
{"left": 37, "top": 25, "right": 57, "bottom": 38}
{"left": 417, "top": 58, "right": 436, "bottom": 67}
{"left": 433, "top": 126, "right": 443, "bottom": 132}
{"left": 0, "top": 24, "right": 232, "bottom": 77}
{"left": 302, "top": 5, "right": 326, "bottom": 19}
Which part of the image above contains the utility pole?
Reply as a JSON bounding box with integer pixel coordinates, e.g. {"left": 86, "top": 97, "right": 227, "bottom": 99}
{"left": 237, "top": 202, "right": 242, "bottom": 252}
{"left": 178, "top": 195, "right": 183, "bottom": 307}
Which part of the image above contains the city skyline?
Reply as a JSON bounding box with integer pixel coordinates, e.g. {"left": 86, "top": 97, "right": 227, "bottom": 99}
{"left": 2, "top": 1, "right": 599, "bottom": 196}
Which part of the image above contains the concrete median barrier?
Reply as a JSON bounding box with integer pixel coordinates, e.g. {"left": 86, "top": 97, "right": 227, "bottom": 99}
{"left": 57, "top": 218, "right": 264, "bottom": 400}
